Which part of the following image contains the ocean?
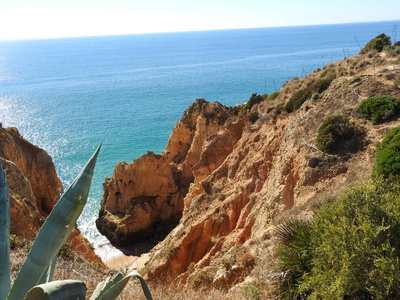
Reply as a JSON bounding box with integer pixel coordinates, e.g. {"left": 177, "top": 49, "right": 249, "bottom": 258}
{"left": 0, "top": 20, "right": 398, "bottom": 257}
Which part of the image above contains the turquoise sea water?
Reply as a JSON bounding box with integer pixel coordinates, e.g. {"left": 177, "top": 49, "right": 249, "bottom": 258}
{"left": 0, "top": 21, "right": 399, "bottom": 254}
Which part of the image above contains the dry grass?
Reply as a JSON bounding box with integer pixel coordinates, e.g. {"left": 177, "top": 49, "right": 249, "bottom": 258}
{"left": 9, "top": 244, "right": 269, "bottom": 299}
{"left": 136, "top": 283, "right": 249, "bottom": 300}
{"left": 254, "top": 49, "right": 400, "bottom": 122}
{"left": 10, "top": 245, "right": 110, "bottom": 298}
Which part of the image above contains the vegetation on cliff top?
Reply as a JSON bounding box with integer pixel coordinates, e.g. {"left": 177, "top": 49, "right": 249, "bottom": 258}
{"left": 373, "top": 125, "right": 400, "bottom": 178}
{"left": 276, "top": 178, "right": 400, "bottom": 299}
{"left": 274, "top": 34, "right": 400, "bottom": 298}
{"left": 357, "top": 95, "right": 400, "bottom": 124}
{"left": 238, "top": 93, "right": 268, "bottom": 117}
{"left": 315, "top": 114, "right": 356, "bottom": 154}
{"left": 361, "top": 33, "right": 392, "bottom": 53}
{"left": 284, "top": 67, "right": 336, "bottom": 113}
{"left": 277, "top": 119, "right": 400, "bottom": 299}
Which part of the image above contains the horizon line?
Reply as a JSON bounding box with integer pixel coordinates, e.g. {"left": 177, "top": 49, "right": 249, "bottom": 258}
{"left": 0, "top": 19, "right": 399, "bottom": 43}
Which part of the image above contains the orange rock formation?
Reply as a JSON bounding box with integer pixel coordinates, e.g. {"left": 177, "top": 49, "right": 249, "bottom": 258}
{"left": 96, "top": 99, "right": 238, "bottom": 248}
{"left": 0, "top": 126, "right": 101, "bottom": 263}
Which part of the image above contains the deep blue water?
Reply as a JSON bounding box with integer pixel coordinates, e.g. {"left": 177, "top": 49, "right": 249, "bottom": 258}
{"left": 0, "top": 21, "right": 399, "bottom": 252}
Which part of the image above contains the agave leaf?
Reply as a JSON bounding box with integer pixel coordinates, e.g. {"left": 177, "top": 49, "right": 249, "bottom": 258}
{"left": 37, "top": 254, "right": 58, "bottom": 285}
{"left": 24, "top": 280, "right": 86, "bottom": 300}
{"left": 90, "top": 273, "right": 124, "bottom": 300}
{"left": 8, "top": 145, "right": 101, "bottom": 300}
{"left": 37, "top": 190, "right": 62, "bottom": 285}
{"left": 90, "top": 270, "right": 153, "bottom": 300}
{"left": 0, "top": 162, "right": 10, "bottom": 300}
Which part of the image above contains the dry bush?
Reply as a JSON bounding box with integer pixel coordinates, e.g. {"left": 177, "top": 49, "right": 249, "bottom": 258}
{"left": 237, "top": 251, "right": 256, "bottom": 270}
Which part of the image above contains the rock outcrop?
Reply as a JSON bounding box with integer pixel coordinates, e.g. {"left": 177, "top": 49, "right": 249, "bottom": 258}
{"left": 0, "top": 126, "right": 101, "bottom": 263}
{"left": 97, "top": 49, "right": 400, "bottom": 288}
{"left": 96, "top": 99, "right": 239, "bottom": 249}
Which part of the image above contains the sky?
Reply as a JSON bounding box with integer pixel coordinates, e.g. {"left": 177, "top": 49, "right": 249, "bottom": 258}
{"left": 0, "top": 0, "right": 399, "bottom": 41}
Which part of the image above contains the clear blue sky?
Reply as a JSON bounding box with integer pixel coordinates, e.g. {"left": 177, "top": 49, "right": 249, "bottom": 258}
{"left": 0, "top": 0, "right": 399, "bottom": 40}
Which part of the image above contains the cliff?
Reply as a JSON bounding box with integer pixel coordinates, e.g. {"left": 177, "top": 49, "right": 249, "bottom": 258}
{"left": 97, "top": 45, "right": 400, "bottom": 288}
{"left": 96, "top": 100, "right": 238, "bottom": 250}
{"left": 0, "top": 126, "right": 101, "bottom": 263}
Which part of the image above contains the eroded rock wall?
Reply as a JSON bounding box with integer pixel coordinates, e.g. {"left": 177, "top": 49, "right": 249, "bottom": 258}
{"left": 0, "top": 126, "right": 101, "bottom": 263}
{"left": 96, "top": 99, "right": 237, "bottom": 248}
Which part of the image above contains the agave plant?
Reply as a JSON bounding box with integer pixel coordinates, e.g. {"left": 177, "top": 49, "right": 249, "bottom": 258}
{"left": 0, "top": 145, "right": 153, "bottom": 300}
{"left": 0, "top": 155, "right": 10, "bottom": 300}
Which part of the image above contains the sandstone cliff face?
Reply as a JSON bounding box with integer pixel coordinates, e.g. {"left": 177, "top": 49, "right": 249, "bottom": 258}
{"left": 0, "top": 127, "right": 62, "bottom": 216}
{"left": 98, "top": 51, "right": 400, "bottom": 288}
{"left": 0, "top": 126, "right": 101, "bottom": 263}
{"left": 96, "top": 99, "right": 238, "bottom": 248}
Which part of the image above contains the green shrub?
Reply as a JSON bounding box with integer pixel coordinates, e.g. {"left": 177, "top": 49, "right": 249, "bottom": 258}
{"left": 249, "top": 112, "right": 259, "bottom": 123}
{"left": 300, "top": 181, "right": 400, "bottom": 299}
{"left": 315, "top": 114, "right": 355, "bottom": 153}
{"left": 238, "top": 93, "right": 265, "bottom": 116}
{"left": 9, "top": 234, "right": 30, "bottom": 250}
{"left": 276, "top": 181, "right": 400, "bottom": 299}
{"left": 373, "top": 126, "right": 400, "bottom": 178}
{"left": 268, "top": 91, "right": 280, "bottom": 101}
{"left": 285, "top": 88, "right": 313, "bottom": 113}
{"left": 361, "top": 33, "right": 392, "bottom": 53}
{"left": 285, "top": 69, "right": 336, "bottom": 113}
{"left": 357, "top": 95, "right": 400, "bottom": 124}
{"left": 58, "top": 242, "right": 75, "bottom": 260}
{"left": 314, "top": 70, "right": 336, "bottom": 93}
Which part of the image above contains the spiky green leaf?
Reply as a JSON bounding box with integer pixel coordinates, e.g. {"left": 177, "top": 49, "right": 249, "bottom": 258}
{"left": 8, "top": 145, "right": 101, "bottom": 300}
{"left": 0, "top": 161, "right": 10, "bottom": 300}
{"left": 90, "top": 270, "right": 153, "bottom": 300}
{"left": 90, "top": 273, "right": 124, "bottom": 300}
{"left": 37, "top": 191, "right": 63, "bottom": 285}
{"left": 37, "top": 255, "right": 58, "bottom": 285}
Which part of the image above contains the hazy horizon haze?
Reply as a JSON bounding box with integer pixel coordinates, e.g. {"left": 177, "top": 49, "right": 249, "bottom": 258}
{"left": 0, "top": 0, "right": 399, "bottom": 41}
